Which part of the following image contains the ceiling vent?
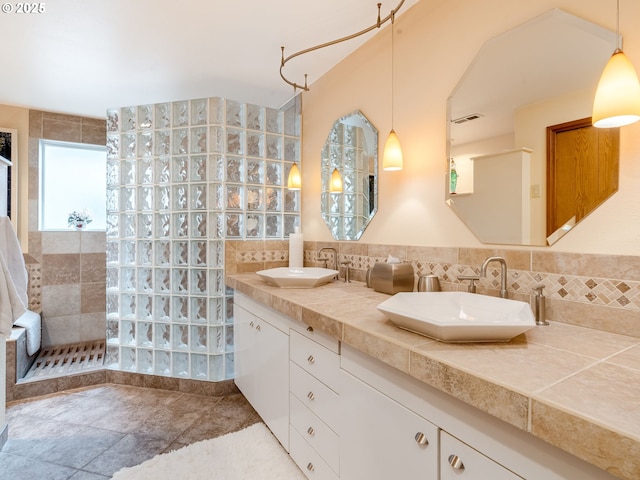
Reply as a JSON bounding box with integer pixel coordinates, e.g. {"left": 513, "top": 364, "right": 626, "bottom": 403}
{"left": 451, "top": 113, "right": 484, "bottom": 124}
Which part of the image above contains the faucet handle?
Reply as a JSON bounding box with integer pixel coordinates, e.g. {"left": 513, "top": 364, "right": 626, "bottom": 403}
{"left": 339, "top": 260, "right": 352, "bottom": 283}
{"left": 530, "top": 285, "right": 549, "bottom": 326}
{"left": 532, "top": 285, "right": 545, "bottom": 295}
{"left": 458, "top": 275, "right": 480, "bottom": 293}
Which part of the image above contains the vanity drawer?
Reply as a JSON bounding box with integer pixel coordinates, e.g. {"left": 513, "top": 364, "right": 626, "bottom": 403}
{"left": 290, "top": 322, "right": 339, "bottom": 353}
{"left": 441, "top": 431, "right": 523, "bottom": 480}
{"left": 290, "top": 426, "right": 339, "bottom": 480}
{"left": 290, "top": 330, "right": 340, "bottom": 392}
{"left": 290, "top": 362, "right": 341, "bottom": 430}
{"left": 290, "top": 393, "right": 339, "bottom": 474}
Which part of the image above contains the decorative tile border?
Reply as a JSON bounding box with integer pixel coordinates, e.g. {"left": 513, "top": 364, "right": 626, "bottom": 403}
{"left": 233, "top": 244, "right": 640, "bottom": 314}
{"left": 337, "top": 253, "right": 640, "bottom": 312}
{"left": 236, "top": 249, "right": 289, "bottom": 264}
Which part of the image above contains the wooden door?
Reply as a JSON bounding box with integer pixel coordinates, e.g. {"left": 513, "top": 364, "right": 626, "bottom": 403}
{"left": 546, "top": 118, "right": 619, "bottom": 236}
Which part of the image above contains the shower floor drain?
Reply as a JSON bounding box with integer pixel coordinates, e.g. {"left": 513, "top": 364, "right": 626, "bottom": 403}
{"left": 23, "top": 340, "right": 105, "bottom": 380}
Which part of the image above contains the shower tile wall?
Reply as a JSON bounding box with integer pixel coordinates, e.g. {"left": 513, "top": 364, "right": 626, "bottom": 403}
{"left": 27, "top": 111, "right": 108, "bottom": 346}
{"left": 105, "top": 97, "right": 301, "bottom": 381}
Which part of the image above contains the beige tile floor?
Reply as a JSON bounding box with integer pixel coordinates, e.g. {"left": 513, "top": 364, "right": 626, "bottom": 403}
{"left": 0, "top": 383, "right": 261, "bottom": 479}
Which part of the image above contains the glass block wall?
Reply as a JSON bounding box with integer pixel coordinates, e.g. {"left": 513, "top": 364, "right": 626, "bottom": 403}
{"left": 104, "top": 96, "right": 301, "bottom": 381}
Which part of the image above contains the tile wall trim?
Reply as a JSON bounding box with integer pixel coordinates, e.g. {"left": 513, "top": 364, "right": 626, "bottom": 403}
{"left": 229, "top": 240, "right": 640, "bottom": 338}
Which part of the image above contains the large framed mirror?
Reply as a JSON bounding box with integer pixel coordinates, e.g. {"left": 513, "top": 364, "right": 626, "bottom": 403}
{"left": 321, "top": 110, "right": 378, "bottom": 240}
{"left": 446, "top": 9, "right": 618, "bottom": 245}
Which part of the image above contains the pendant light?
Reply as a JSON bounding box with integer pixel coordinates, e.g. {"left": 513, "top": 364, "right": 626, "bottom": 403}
{"left": 383, "top": 11, "right": 403, "bottom": 171}
{"left": 592, "top": 0, "right": 640, "bottom": 128}
{"left": 287, "top": 162, "right": 301, "bottom": 190}
{"left": 329, "top": 168, "right": 343, "bottom": 193}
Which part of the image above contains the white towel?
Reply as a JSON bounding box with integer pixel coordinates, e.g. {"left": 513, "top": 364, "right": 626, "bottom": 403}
{"left": 0, "top": 216, "right": 28, "bottom": 306}
{"left": 14, "top": 309, "right": 41, "bottom": 356}
{"left": 0, "top": 250, "right": 26, "bottom": 338}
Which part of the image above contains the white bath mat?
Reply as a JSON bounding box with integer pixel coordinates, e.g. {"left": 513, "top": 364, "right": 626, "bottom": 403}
{"left": 111, "top": 422, "right": 305, "bottom": 480}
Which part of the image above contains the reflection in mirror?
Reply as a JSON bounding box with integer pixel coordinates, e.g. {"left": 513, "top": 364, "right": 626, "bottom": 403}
{"left": 321, "top": 111, "right": 378, "bottom": 240}
{"left": 446, "top": 9, "right": 618, "bottom": 245}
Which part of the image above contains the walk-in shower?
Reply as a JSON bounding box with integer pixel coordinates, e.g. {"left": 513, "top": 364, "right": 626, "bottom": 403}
{"left": 105, "top": 96, "right": 301, "bottom": 381}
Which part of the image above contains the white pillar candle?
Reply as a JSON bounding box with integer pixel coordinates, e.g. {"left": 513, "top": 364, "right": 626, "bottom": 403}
{"left": 288, "top": 227, "right": 303, "bottom": 269}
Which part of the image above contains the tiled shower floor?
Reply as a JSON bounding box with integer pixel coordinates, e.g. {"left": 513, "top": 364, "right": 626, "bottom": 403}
{"left": 1, "top": 383, "right": 261, "bottom": 479}
{"left": 22, "top": 340, "right": 106, "bottom": 381}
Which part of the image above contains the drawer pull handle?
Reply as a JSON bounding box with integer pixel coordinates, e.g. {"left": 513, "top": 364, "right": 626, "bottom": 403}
{"left": 448, "top": 454, "right": 465, "bottom": 470}
{"left": 307, "top": 462, "right": 314, "bottom": 472}
{"left": 307, "top": 355, "right": 315, "bottom": 364}
{"left": 414, "top": 432, "right": 429, "bottom": 446}
{"left": 307, "top": 426, "right": 315, "bottom": 436}
{"left": 249, "top": 321, "right": 254, "bottom": 327}
{"left": 307, "top": 391, "right": 315, "bottom": 400}
{"left": 255, "top": 324, "right": 261, "bottom": 331}
{"left": 307, "top": 326, "right": 314, "bottom": 332}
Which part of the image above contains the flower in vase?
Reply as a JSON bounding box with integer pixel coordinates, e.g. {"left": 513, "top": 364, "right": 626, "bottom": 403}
{"left": 68, "top": 210, "right": 93, "bottom": 229}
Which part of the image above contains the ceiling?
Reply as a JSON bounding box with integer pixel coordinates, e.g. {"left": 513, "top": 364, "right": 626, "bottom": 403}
{"left": 3, "top": 0, "right": 418, "bottom": 118}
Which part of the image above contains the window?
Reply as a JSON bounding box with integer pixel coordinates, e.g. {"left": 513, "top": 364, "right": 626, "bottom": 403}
{"left": 39, "top": 139, "right": 107, "bottom": 231}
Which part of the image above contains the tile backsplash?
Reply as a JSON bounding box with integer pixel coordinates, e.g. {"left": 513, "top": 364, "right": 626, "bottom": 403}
{"left": 27, "top": 238, "right": 638, "bottom": 341}
{"left": 227, "top": 240, "right": 640, "bottom": 338}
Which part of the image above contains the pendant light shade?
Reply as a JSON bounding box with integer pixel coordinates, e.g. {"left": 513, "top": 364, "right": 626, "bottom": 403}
{"left": 329, "top": 168, "right": 343, "bottom": 193}
{"left": 592, "top": 0, "right": 640, "bottom": 128}
{"left": 592, "top": 49, "right": 640, "bottom": 128}
{"left": 593, "top": 49, "right": 640, "bottom": 128}
{"left": 287, "top": 162, "right": 301, "bottom": 190}
{"left": 383, "top": 129, "right": 403, "bottom": 171}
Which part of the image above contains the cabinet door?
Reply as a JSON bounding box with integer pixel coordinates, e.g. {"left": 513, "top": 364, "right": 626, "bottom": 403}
{"left": 233, "top": 304, "right": 256, "bottom": 399}
{"left": 441, "top": 431, "right": 523, "bottom": 480}
{"left": 254, "top": 316, "right": 290, "bottom": 450}
{"left": 340, "top": 370, "right": 439, "bottom": 480}
{"left": 234, "top": 303, "right": 290, "bottom": 451}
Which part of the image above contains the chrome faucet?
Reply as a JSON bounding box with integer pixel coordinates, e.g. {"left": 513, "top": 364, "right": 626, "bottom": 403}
{"left": 318, "top": 247, "right": 338, "bottom": 271}
{"left": 480, "top": 256, "right": 508, "bottom": 298}
{"left": 339, "top": 261, "right": 352, "bottom": 283}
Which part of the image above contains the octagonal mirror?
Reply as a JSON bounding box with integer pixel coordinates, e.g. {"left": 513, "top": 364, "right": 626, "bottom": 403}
{"left": 446, "top": 9, "right": 618, "bottom": 246}
{"left": 321, "top": 111, "right": 378, "bottom": 240}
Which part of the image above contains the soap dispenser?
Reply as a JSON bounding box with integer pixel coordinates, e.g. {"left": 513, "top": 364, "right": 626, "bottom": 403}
{"left": 530, "top": 285, "right": 549, "bottom": 326}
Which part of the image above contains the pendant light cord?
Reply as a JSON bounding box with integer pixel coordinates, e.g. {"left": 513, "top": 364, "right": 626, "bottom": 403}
{"left": 391, "top": 11, "right": 396, "bottom": 129}
{"left": 616, "top": 0, "right": 621, "bottom": 50}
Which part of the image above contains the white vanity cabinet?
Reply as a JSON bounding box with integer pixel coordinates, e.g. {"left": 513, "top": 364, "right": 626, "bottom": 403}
{"left": 340, "top": 344, "right": 614, "bottom": 480}
{"left": 340, "top": 368, "right": 439, "bottom": 480}
{"left": 234, "top": 291, "right": 615, "bottom": 480}
{"left": 234, "top": 293, "right": 295, "bottom": 451}
{"left": 288, "top": 326, "right": 341, "bottom": 480}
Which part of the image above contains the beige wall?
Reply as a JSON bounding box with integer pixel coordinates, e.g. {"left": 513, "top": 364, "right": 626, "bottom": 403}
{"left": 0, "top": 105, "right": 29, "bottom": 249}
{"left": 301, "top": 0, "right": 640, "bottom": 255}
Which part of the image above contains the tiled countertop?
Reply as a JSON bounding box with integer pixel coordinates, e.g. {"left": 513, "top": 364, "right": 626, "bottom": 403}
{"left": 227, "top": 273, "right": 640, "bottom": 480}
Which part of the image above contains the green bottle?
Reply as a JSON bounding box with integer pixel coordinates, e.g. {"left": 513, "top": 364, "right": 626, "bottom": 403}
{"left": 450, "top": 159, "right": 458, "bottom": 194}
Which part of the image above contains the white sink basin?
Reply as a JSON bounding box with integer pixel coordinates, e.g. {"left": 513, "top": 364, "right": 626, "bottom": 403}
{"left": 377, "top": 292, "right": 535, "bottom": 342}
{"left": 256, "top": 267, "right": 339, "bottom": 288}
